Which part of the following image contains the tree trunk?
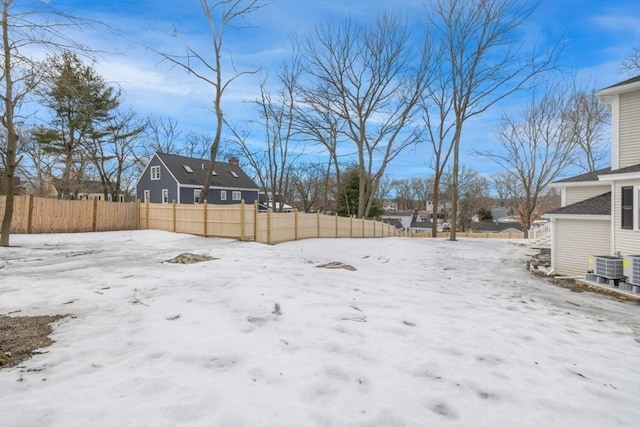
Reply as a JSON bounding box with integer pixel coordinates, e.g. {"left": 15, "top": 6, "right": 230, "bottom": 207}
{"left": 1, "top": 1, "right": 16, "bottom": 246}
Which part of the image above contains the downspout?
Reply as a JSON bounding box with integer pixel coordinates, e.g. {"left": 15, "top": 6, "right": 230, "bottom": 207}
{"left": 547, "top": 218, "right": 556, "bottom": 276}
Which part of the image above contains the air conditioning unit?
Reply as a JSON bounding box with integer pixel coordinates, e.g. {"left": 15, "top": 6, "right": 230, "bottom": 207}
{"left": 593, "top": 255, "right": 624, "bottom": 279}
{"left": 623, "top": 255, "right": 640, "bottom": 286}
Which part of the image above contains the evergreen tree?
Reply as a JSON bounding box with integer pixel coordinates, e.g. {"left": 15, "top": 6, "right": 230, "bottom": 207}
{"left": 337, "top": 167, "right": 383, "bottom": 218}
{"left": 35, "top": 51, "right": 120, "bottom": 198}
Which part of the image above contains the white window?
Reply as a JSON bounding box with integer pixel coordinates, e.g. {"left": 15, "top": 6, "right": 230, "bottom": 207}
{"left": 143, "top": 190, "right": 150, "bottom": 201}
{"left": 107, "top": 194, "right": 112, "bottom": 202}
{"left": 230, "top": 171, "right": 239, "bottom": 178}
{"left": 183, "top": 165, "right": 194, "bottom": 173}
{"left": 150, "top": 166, "right": 160, "bottom": 180}
{"left": 212, "top": 170, "right": 217, "bottom": 176}
{"left": 232, "top": 191, "right": 241, "bottom": 201}
{"left": 162, "top": 189, "right": 169, "bottom": 204}
{"left": 220, "top": 190, "right": 227, "bottom": 200}
{"left": 194, "top": 189, "right": 201, "bottom": 204}
{"left": 119, "top": 195, "right": 125, "bottom": 202}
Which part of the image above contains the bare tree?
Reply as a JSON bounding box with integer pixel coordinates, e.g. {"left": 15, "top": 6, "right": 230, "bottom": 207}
{"left": 490, "top": 172, "right": 517, "bottom": 208}
{"left": 563, "top": 88, "right": 610, "bottom": 172}
{"left": 231, "top": 49, "right": 302, "bottom": 212}
{"left": 297, "top": 13, "right": 430, "bottom": 218}
{"left": 1, "top": 0, "right": 97, "bottom": 246}
{"left": 620, "top": 46, "right": 640, "bottom": 76}
{"left": 290, "top": 162, "right": 327, "bottom": 213}
{"left": 85, "top": 109, "right": 146, "bottom": 200}
{"left": 183, "top": 131, "right": 211, "bottom": 159}
{"left": 144, "top": 115, "right": 182, "bottom": 155}
{"left": 157, "top": 0, "right": 266, "bottom": 204}
{"left": 477, "top": 89, "right": 577, "bottom": 237}
{"left": 423, "top": 0, "right": 561, "bottom": 240}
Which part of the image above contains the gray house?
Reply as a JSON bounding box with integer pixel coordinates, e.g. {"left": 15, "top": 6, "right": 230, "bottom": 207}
{"left": 136, "top": 152, "right": 259, "bottom": 204}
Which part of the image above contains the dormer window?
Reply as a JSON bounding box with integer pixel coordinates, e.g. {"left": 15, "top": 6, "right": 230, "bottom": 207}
{"left": 230, "top": 171, "right": 239, "bottom": 178}
{"left": 212, "top": 170, "right": 217, "bottom": 176}
{"left": 183, "top": 165, "right": 194, "bottom": 173}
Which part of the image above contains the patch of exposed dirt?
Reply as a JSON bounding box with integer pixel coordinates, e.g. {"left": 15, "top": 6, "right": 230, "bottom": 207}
{"left": 165, "top": 253, "right": 218, "bottom": 264}
{"left": 527, "top": 250, "right": 640, "bottom": 303}
{"left": 0, "top": 315, "right": 65, "bottom": 369}
{"left": 316, "top": 262, "right": 357, "bottom": 271}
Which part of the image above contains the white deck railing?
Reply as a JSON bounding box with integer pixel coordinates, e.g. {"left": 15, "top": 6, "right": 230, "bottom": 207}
{"left": 528, "top": 221, "right": 552, "bottom": 244}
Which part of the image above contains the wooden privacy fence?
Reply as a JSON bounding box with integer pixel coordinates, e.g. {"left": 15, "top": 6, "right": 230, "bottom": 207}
{"left": 0, "top": 195, "right": 138, "bottom": 234}
{"left": 139, "top": 200, "right": 401, "bottom": 244}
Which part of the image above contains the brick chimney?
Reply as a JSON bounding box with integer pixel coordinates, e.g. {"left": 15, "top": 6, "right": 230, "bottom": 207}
{"left": 228, "top": 157, "right": 239, "bottom": 166}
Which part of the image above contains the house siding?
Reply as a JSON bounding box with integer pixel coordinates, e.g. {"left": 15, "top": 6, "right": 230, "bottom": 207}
{"left": 618, "top": 91, "right": 640, "bottom": 169}
{"left": 565, "top": 185, "right": 610, "bottom": 206}
{"left": 613, "top": 179, "right": 640, "bottom": 255}
{"left": 179, "top": 186, "right": 259, "bottom": 205}
{"left": 136, "top": 155, "right": 178, "bottom": 202}
{"left": 554, "top": 218, "right": 610, "bottom": 276}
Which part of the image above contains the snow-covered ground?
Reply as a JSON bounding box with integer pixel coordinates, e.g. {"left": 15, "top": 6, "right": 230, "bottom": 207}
{"left": 1, "top": 231, "right": 639, "bottom": 427}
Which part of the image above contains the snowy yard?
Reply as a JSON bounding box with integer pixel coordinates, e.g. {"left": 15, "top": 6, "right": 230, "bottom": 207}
{"left": 0, "top": 231, "right": 639, "bottom": 427}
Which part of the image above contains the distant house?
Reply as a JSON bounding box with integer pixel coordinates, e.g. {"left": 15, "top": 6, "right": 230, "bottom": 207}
{"left": 541, "top": 76, "right": 640, "bottom": 276}
{"left": 51, "top": 178, "right": 127, "bottom": 201}
{"left": 135, "top": 152, "right": 259, "bottom": 204}
{"left": 471, "top": 222, "right": 522, "bottom": 234}
{"left": 258, "top": 191, "right": 295, "bottom": 212}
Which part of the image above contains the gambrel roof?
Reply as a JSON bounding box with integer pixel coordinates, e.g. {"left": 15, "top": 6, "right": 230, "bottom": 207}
{"left": 155, "top": 152, "right": 258, "bottom": 189}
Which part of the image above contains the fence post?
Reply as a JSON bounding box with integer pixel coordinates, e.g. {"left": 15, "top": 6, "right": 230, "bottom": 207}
{"left": 373, "top": 219, "right": 376, "bottom": 238}
{"left": 254, "top": 200, "right": 258, "bottom": 241}
{"left": 240, "top": 199, "right": 245, "bottom": 241}
{"left": 145, "top": 199, "right": 150, "bottom": 229}
{"left": 172, "top": 200, "right": 177, "bottom": 232}
{"left": 362, "top": 217, "right": 365, "bottom": 237}
{"left": 267, "top": 208, "right": 271, "bottom": 244}
{"left": 294, "top": 210, "right": 298, "bottom": 241}
{"left": 317, "top": 211, "right": 320, "bottom": 238}
{"left": 202, "top": 200, "right": 208, "bottom": 237}
{"left": 92, "top": 198, "right": 98, "bottom": 232}
{"left": 335, "top": 213, "right": 338, "bottom": 238}
{"left": 350, "top": 216, "right": 353, "bottom": 238}
{"left": 27, "top": 194, "right": 34, "bottom": 234}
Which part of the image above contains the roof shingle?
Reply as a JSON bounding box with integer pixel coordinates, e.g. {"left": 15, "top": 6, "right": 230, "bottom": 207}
{"left": 544, "top": 192, "right": 611, "bottom": 216}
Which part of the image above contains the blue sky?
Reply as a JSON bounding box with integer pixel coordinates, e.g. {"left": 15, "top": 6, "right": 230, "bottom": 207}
{"left": 39, "top": 0, "right": 640, "bottom": 180}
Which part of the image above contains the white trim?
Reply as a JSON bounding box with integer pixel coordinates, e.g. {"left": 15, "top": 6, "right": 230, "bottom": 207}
{"left": 220, "top": 190, "right": 227, "bottom": 201}
{"left": 178, "top": 184, "right": 259, "bottom": 192}
{"left": 560, "top": 187, "right": 567, "bottom": 206}
{"left": 597, "top": 79, "right": 640, "bottom": 97}
{"left": 543, "top": 214, "right": 610, "bottom": 220}
{"left": 598, "top": 171, "right": 640, "bottom": 181}
{"left": 143, "top": 190, "right": 150, "bottom": 202}
{"left": 611, "top": 96, "right": 619, "bottom": 170}
{"left": 635, "top": 186, "right": 640, "bottom": 232}
{"left": 150, "top": 165, "right": 161, "bottom": 180}
{"left": 549, "top": 181, "right": 605, "bottom": 188}
{"left": 194, "top": 189, "right": 202, "bottom": 204}
{"left": 162, "top": 189, "right": 168, "bottom": 204}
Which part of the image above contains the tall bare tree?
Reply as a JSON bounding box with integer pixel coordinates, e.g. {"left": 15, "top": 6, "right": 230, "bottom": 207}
{"left": 1, "top": 0, "right": 94, "bottom": 246}
{"left": 297, "top": 13, "right": 430, "bottom": 218}
{"left": 477, "top": 89, "right": 577, "bottom": 237}
{"left": 85, "top": 109, "right": 146, "bottom": 200}
{"left": 423, "top": 0, "right": 561, "bottom": 240}
{"left": 563, "top": 88, "right": 610, "bottom": 172}
{"left": 157, "top": 0, "right": 266, "bottom": 204}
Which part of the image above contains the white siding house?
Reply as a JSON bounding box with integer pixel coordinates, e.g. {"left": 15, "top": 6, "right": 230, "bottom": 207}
{"left": 543, "top": 75, "right": 640, "bottom": 278}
